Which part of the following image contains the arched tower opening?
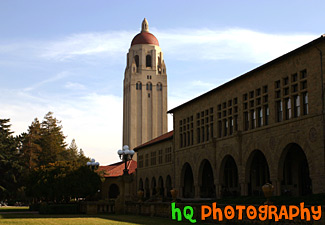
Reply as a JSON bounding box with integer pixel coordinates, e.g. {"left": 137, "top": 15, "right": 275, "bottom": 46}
{"left": 146, "top": 55, "right": 152, "bottom": 67}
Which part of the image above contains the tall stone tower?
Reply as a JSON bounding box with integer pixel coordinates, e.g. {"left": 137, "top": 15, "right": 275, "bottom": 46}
{"left": 123, "top": 18, "right": 167, "bottom": 152}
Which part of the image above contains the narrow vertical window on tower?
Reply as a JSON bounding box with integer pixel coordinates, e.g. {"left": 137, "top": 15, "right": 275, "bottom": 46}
{"left": 146, "top": 55, "right": 152, "bottom": 67}
{"left": 134, "top": 55, "right": 139, "bottom": 72}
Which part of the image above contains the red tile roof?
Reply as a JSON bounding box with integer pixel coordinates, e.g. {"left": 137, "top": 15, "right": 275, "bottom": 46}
{"left": 97, "top": 160, "right": 137, "bottom": 178}
{"left": 131, "top": 31, "right": 159, "bottom": 46}
{"left": 134, "top": 130, "right": 173, "bottom": 151}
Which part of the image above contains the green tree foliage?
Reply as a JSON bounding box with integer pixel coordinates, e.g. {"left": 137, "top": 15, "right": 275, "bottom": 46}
{"left": 1, "top": 112, "right": 98, "bottom": 203}
{"left": 20, "top": 118, "right": 42, "bottom": 171}
{"left": 20, "top": 112, "right": 89, "bottom": 168}
{"left": 0, "top": 119, "right": 22, "bottom": 201}
{"left": 38, "top": 112, "right": 67, "bottom": 165}
{"left": 64, "top": 139, "right": 89, "bottom": 165}
{"left": 27, "top": 161, "right": 101, "bottom": 202}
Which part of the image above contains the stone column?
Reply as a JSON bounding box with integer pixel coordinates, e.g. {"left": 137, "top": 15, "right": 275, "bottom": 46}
{"left": 194, "top": 184, "right": 200, "bottom": 198}
{"left": 215, "top": 183, "right": 221, "bottom": 198}
{"left": 271, "top": 179, "right": 281, "bottom": 196}
{"left": 240, "top": 182, "right": 248, "bottom": 196}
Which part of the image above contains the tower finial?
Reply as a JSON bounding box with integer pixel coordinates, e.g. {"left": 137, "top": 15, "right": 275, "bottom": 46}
{"left": 141, "top": 18, "right": 149, "bottom": 32}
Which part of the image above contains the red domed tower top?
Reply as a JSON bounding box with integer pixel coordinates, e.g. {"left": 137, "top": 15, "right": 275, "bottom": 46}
{"left": 131, "top": 18, "right": 159, "bottom": 46}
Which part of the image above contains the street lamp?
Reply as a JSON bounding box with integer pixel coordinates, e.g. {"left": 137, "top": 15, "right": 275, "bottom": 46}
{"left": 87, "top": 158, "right": 100, "bottom": 170}
{"left": 117, "top": 145, "right": 135, "bottom": 175}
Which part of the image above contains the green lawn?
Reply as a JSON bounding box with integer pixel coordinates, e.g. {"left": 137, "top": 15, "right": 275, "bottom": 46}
{"left": 0, "top": 213, "right": 204, "bottom": 225}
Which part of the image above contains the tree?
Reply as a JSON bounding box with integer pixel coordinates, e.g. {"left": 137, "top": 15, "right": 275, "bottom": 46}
{"left": 0, "top": 119, "right": 22, "bottom": 201}
{"left": 26, "top": 161, "right": 101, "bottom": 202}
{"left": 20, "top": 118, "right": 42, "bottom": 171}
{"left": 38, "top": 112, "right": 67, "bottom": 165}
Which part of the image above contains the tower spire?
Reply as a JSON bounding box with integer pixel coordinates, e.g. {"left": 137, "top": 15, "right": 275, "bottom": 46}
{"left": 141, "top": 18, "right": 149, "bottom": 32}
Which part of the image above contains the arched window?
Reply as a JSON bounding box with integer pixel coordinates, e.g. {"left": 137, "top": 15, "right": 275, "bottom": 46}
{"left": 108, "top": 184, "right": 120, "bottom": 199}
{"left": 146, "top": 55, "right": 152, "bottom": 67}
{"left": 134, "top": 55, "right": 139, "bottom": 68}
{"left": 136, "top": 82, "right": 142, "bottom": 90}
{"left": 139, "top": 178, "right": 144, "bottom": 191}
{"left": 157, "top": 83, "right": 162, "bottom": 91}
{"left": 146, "top": 82, "right": 152, "bottom": 91}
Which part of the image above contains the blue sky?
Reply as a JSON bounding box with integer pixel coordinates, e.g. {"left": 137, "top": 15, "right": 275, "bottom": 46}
{"left": 1, "top": 0, "right": 324, "bottom": 165}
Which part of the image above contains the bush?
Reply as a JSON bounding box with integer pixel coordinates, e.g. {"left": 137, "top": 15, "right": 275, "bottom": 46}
{"left": 39, "top": 203, "right": 80, "bottom": 214}
{"left": 29, "top": 203, "right": 41, "bottom": 211}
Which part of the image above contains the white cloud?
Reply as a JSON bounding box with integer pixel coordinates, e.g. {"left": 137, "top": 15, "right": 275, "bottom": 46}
{"left": 0, "top": 28, "right": 318, "bottom": 66}
{"left": 40, "top": 31, "right": 136, "bottom": 61}
{"left": 155, "top": 28, "right": 317, "bottom": 63}
{"left": 0, "top": 27, "right": 320, "bottom": 165}
{"left": 64, "top": 82, "right": 86, "bottom": 90}
{"left": 0, "top": 89, "right": 123, "bottom": 165}
{"left": 24, "top": 71, "right": 71, "bottom": 91}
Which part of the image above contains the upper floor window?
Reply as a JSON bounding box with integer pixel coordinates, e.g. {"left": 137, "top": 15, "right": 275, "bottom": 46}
{"left": 146, "top": 55, "right": 152, "bottom": 67}
{"left": 157, "top": 83, "right": 162, "bottom": 91}
{"left": 276, "top": 100, "right": 283, "bottom": 122}
{"left": 136, "top": 82, "right": 142, "bottom": 90}
{"left": 303, "top": 92, "right": 308, "bottom": 115}
{"left": 146, "top": 82, "right": 152, "bottom": 90}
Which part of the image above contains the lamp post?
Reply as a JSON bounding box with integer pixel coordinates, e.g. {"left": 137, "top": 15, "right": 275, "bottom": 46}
{"left": 117, "top": 145, "right": 135, "bottom": 175}
{"left": 87, "top": 158, "right": 100, "bottom": 170}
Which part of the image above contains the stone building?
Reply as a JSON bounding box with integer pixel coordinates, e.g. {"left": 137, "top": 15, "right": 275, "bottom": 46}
{"left": 123, "top": 18, "right": 168, "bottom": 152}
{"left": 136, "top": 34, "right": 325, "bottom": 199}
{"left": 98, "top": 19, "right": 168, "bottom": 205}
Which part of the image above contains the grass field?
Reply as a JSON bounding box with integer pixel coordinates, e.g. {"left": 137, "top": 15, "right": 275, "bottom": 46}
{"left": 0, "top": 212, "right": 203, "bottom": 225}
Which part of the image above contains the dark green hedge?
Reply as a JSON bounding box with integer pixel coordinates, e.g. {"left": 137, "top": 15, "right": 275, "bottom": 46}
{"left": 39, "top": 203, "right": 80, "bottom": 214}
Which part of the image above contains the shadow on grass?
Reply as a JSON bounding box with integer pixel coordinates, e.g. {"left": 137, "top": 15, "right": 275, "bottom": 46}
{"left": 0, "top": 213, "right": 201, "bottom": 225}
{"left": 0, "top": 207, "right": 29, "bottom": 212}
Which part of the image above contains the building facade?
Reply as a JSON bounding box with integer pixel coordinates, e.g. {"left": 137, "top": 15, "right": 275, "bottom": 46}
{"left": 123, "top": 18, "right": 168, "bottom": 151}
{"left": 136, "top": 34, "right": 325, "bottom": 199}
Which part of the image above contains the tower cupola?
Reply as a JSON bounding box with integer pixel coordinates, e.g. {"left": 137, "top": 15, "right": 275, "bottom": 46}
{"left": 131, "top": 18, "right": 159, "bottom": 46}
